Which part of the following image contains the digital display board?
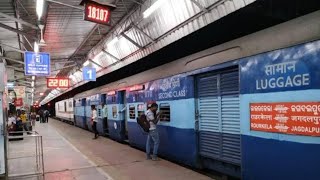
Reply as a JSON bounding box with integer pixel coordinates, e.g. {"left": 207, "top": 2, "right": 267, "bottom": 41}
{"left": 84, "top": 0, "right": 111, "bottom": 25}
{"left": 47, "top": 78, "right": 70, "bottom": 88}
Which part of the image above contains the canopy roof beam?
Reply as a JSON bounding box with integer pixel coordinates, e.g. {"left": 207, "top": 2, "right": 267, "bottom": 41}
{"left": 0, "top": 12, "right": 39, "bottom": 30}
{"left": 0, "top": 23, "right": 37, "bottom": 40}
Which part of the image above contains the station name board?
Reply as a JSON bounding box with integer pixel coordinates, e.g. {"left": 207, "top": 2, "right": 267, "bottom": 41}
{"left": 84, "top": 0, "right": 112, "bottom": 25}
{"left": 47, "top": 78, "right": 70, "bottom": 88}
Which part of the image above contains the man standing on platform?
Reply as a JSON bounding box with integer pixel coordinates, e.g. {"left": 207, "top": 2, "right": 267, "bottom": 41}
{"left": 44, "top": 110, "right": 49, "bottom": 123}
{"left": 91, "top": 105, "right": 99, "bottom": 139}
{"left": 38, "top": 109, "right": 43, "bottom": 123}
{"left": 20, "top": 109, "right": 31, "bottom": 135}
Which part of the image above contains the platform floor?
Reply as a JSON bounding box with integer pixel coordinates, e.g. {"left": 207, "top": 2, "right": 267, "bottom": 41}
{"left": 7, "top": 118, "right": 213, "bottom": 180}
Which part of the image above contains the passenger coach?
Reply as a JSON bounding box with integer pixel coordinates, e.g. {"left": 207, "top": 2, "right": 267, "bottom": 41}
{"left": 55, "top": 12, "right": 320, "bottom": 180}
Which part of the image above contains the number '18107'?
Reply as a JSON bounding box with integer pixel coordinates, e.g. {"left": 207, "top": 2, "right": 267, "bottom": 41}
{"left": 87, "top": 5, "right": 109, "bottom": 22}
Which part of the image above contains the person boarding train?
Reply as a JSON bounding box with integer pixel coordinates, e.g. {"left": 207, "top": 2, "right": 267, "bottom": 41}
{"left": 146, "top": 103, "right": 162, "bottom": 161}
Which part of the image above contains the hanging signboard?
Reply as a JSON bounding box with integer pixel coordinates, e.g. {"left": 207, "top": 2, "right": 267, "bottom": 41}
{"left": 83, "top": 0, "right": 113, "bottom": 25}
{"left": 83, "top": 67, "right": 96, "bottom": 81}
{"left": 47, "top": 78, "right": 70, "bottom": 88}
{"left": 14, "top": 98, "right": 23, "bottom": 106}
{"left": 13, "top": 86, "right": 25, "bottom": 99}
{"left": 24, "top": 51, "right": 50, "bottom": 76}
{"left": 250, "top": 102, "right": 320, "bottom": 136}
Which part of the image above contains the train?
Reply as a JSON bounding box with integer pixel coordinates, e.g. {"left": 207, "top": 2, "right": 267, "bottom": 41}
{"left": 55, "top": 98, "right": 74, "bottom": 123}
{"left": 54, "top": 11, "right": 320, "bottom": 180}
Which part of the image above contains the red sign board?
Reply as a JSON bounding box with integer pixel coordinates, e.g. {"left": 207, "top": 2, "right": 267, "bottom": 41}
{"left": 47, "top": 78, "right": 70, "bottom": 88}
{"left": 250, "top": 102, "right": 320, "bottom": 136}
{"left": 84, "top": 1, "right": 111, "bottom": 25}
{"left": 14, "top": 98, "right": 23, "bottom": 106}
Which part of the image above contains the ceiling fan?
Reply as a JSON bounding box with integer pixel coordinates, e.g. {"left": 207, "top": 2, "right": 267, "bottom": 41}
{"left": 38, "top": 24, "right": 47, "bottom": 46}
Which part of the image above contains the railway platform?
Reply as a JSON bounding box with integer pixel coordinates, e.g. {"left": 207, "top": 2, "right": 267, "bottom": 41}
{"left": 7, "top": 119, "right": 213, "bottom": 180}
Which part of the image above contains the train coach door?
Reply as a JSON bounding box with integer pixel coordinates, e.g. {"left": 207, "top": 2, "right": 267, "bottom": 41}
{"left": 196, "top": 68, "right": 241, "bottom": 168}
{"left": 120, "top": 91, "right": 128, "bottom": 139}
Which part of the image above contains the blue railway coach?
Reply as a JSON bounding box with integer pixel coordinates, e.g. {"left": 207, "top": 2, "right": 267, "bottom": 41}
{"left": 86, "top": 94, "right": 105, "bottom": 135}
{"left": 74, "top": 98, "right": 86, "bottom": 129}
{"left": 55, "top": 39, "right": 320, "bottom": 179}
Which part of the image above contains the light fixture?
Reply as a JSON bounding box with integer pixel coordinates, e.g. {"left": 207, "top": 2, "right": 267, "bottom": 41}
{"left": 34, "top": 42, "right": 39, "bottom": 53}
{"left": 36, "top": 0, "right": 44, "bottom": 20}
{"left": 31, "top": 88, "right": 34, "bottom": 93}
{"left": 32, "top": 76, "right": 35, "bottom": 80}
{"left": 143, "top": 0, "right": 166, "bottom": 18}
{"left": 83, "top": 60, "right": 89, "bottom": 67}
{"left": 31, "top": 81, "right": 34, "bottom": 87}
{"left": 40, "top": 92, "right": 44, "bottom": 96}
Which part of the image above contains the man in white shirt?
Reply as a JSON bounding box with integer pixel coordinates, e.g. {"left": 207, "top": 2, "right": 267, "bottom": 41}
{"left": 146, "top": 103, "right": 161, "bottom": 161}
{"left": 91, "top": 105, "right": 99, "bottom": 139}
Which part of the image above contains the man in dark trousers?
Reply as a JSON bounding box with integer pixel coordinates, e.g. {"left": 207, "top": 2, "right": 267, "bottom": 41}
{"left": 91, "top": 105, "right": 98, "bottom": 139}
{"left": 44, "top": 110, "right": 49, "bottom": 123}
{"left": 38, "top": 109, "right": 43, "bottom": 123}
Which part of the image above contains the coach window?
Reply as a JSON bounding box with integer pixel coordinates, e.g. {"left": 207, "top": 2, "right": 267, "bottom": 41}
{"left": 112, "top": 106, "right": 117, "bottom": 118}
{"left": 159, "top": 103, "right": 170, "bottom": 122}
{"left": 137, "top": 104, "right": 145, "bottom": 117}
{"left": 129, "top": 105, "right": 135, "bottom": 119}
{"left": 112, "top": 96, "right": 116, "bottom": 103}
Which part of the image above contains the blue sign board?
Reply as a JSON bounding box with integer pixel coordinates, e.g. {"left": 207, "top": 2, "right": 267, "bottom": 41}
{"left": 124, "top": 74, "right": 194, "bottom": 103}
{"left": 24, "top": 51, "right": 50, "bottom": 76}
{"left": 83, "top": 67, "right": 96, "bottom": 81}
{"left": 240, "top": 40, "right": 320, "bottom": 94}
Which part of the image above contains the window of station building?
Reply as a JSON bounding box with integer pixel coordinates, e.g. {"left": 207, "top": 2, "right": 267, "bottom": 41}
{"left": 129, "top": 105, "right": 135, "bottom": 119}
{"left": 159, "top": 103, "right": 170, "bottom": 122}
{"left": 64, "top": 102, "right": 67, "bottom": 112}
{"left": 137, "top": 104, "right": 145, "bottom": 117}
{"left": 69, "top": 101, "right": 72, "bottom": 108}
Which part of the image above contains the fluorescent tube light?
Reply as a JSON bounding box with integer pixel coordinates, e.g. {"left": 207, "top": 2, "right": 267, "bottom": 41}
{"left": 36, "top": 0, "right": 44, "bottom": 20}
{"left": 34, "top": 42, "right": 39, "bottom": 53}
